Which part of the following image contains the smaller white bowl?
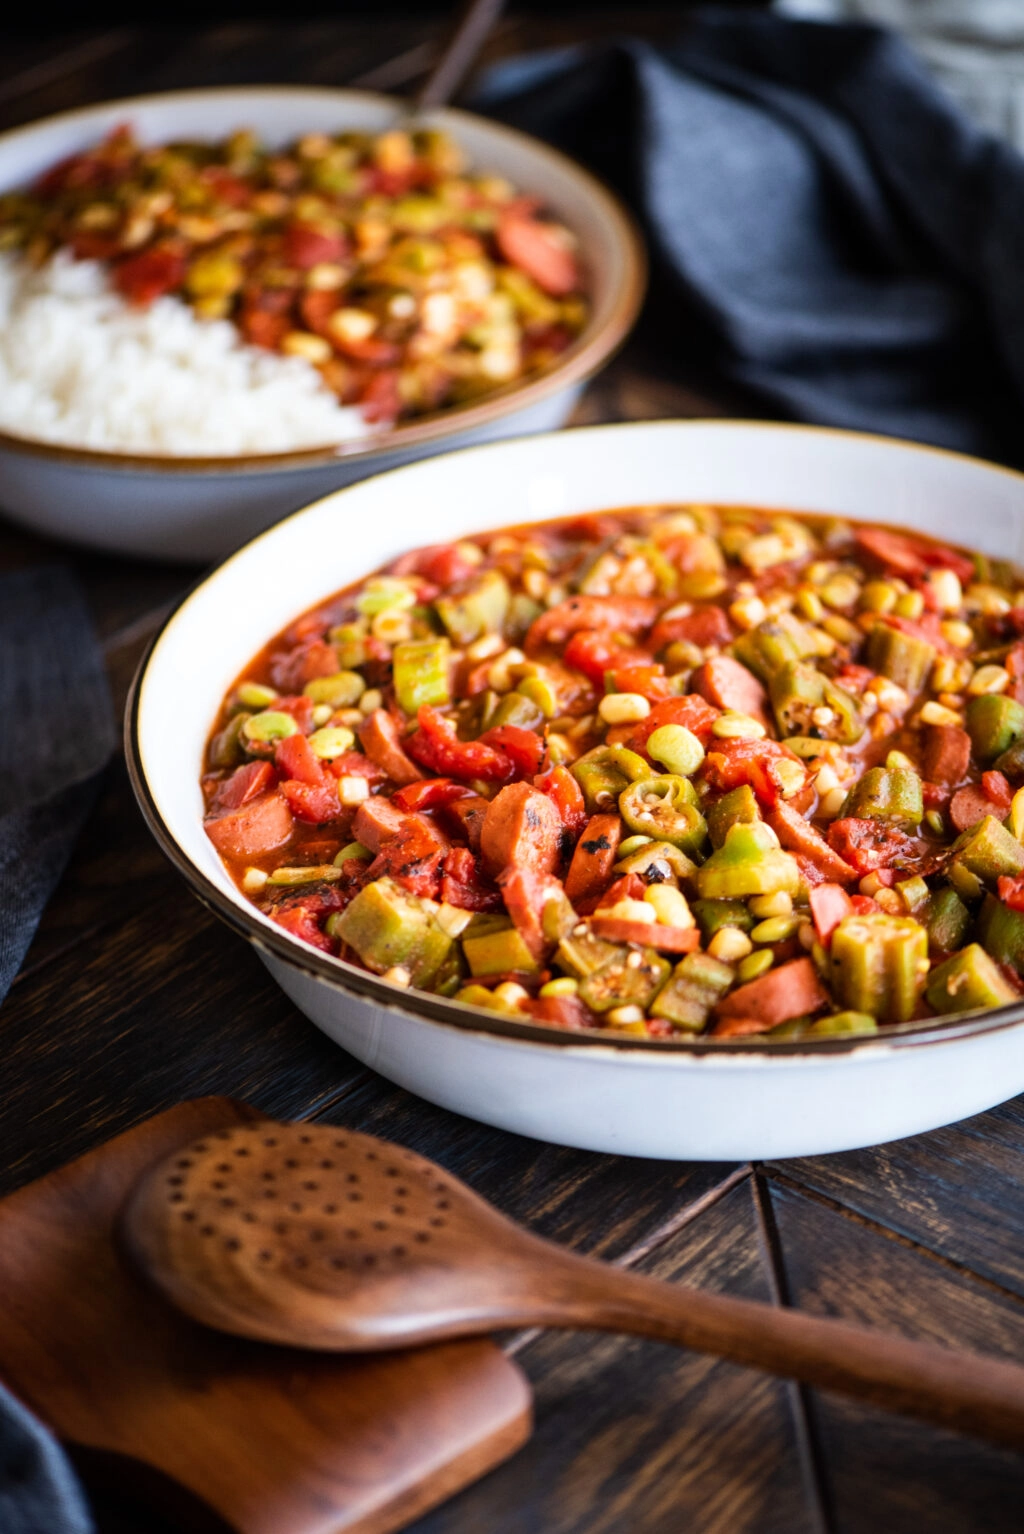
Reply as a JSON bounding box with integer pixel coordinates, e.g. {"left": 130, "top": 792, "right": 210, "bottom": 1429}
{"left": 0, "top": 87, "right": 643, "bottom": 562}
{"left": 128, "top": 421, "right": 1024, "bottom": 1160}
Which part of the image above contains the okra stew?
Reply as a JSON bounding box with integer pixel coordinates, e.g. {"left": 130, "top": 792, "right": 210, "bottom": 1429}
{"left": 202, "top": 504, "right": 1024, "bottom": 1042}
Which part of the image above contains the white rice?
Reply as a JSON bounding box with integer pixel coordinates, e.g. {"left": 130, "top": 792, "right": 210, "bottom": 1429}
{"left": 0, "top": 250, "right": 376, "bottom": 455}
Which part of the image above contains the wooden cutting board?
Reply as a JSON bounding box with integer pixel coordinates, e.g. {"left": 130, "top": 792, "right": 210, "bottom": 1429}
{"left": 0, "top": 1098, "right": 532, "bottom": 1534}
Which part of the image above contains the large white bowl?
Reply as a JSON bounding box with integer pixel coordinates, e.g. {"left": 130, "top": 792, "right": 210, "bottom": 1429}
{"left": 128, "top": 421, "right": 1024, "bottom": 1159}
{"left": 0, "top": 87, "right": 642, "bottom": 562}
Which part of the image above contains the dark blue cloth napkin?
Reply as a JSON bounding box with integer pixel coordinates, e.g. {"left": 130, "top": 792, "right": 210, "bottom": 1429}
{"left": 0, "top": 564, "right": 114, "bottom": 1531}
{"left": 473, "top": 8, "right": 1024, "bottom": 465}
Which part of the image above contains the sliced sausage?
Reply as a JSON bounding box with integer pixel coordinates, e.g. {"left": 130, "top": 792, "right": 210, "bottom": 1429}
{"left": 768, "top": 800, "right": 857, "bottom": 884}
{"left": 590, "top": 918, "right": 700, "bottom": 953}
{"left": 714, "top": 957, "right": 829, "bottom": 1027}
{"left": 563, "top": 813, "right": 623, "bottom": 904}
{"left": 650, "top": 605, "right": 733, "bottom": 655}
{"left": 358, "top": 709, "right": 424, "bottom": 786}
{"left": 480, "top": 783, "right": 562, "bottom": 877}
{"left": 205, "top": 791, "right": 293, "bottom": 862}
{"left": 691, "top": 656, "right": 770, "bottom": 729}
{"left": 919, "top": 724, "right": 971, "bottom": 787}
{"left": 950, "top": 785, "right": 1010, "bottom": 833}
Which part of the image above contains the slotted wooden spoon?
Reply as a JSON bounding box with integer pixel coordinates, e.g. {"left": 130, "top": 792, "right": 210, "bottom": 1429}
{"left": 120, "top": 1121, "right": 1024, "bottom": 1452}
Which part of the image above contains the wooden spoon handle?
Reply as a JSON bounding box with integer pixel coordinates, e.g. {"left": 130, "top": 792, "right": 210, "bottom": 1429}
{"left": 414, "top": 0, "right": 507, "bottom": 112}
{"left": 535, "top": 1255, "right": 1024, "bottom": 1451}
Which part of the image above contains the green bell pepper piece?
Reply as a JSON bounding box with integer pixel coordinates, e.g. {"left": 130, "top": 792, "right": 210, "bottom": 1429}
{"left": 949, "top": 815, "right": 1024, "bottom": 886}
{"left": 649, "top": 951, "right": 735, "bottom": 1031}
{"left": 840, "top": 766, "right": 923, "bottom": 827}
{"left": 829, "top": 912, "right": 928, "bottom": 1022}
{"left": 695, "top": 822, "right": 801, "bottom": 901}
{"left": 335, "top": 878, "right": 453, "bottom": 988}
{"left": 618, "top": 775, "right": 707, "bottom": 854}
{"left": 691, "top": 898, "right": 755, "bottom": 939}
{"left": 966, "top": 693, "right": 1024, "bottom": 766}
{"left": 435, "top": 569, "right": 510, "bottom": 644}
{"left": 392, "top": 638, "right": 451, "bottom": 716}
{"left": 463, "top": 922, "right": 540, "bottom": 976}
{"left": 706, "top": 784, "right": 760, "bottom": 850}
{"left": 926, "top": 943, "right": 1019, "bottom": 1015}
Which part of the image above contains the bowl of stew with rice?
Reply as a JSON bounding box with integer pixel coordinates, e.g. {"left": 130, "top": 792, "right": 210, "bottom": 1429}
{"left": 128, "top": 420, "right": 1024, "bottom": 1159}
{"left": 0, "top": 87, "right": 641, "bottom": 560}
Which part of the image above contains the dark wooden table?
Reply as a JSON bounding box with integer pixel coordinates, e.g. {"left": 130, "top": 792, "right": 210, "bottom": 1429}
{"left": 3, "top": 15, "right": 1024, "bottom": 1534}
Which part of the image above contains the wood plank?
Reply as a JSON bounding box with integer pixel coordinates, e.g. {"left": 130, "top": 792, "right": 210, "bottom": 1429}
{"left": 0, "top": 881, "right": 370, "bottom": 1196}
{"left": 405, "top": 1177, "right": 820, "bottom": 1534}
{"left": 772, "top": 1098, "right": 1024, "bottom": 1304}
{"left": 311, "top": 1072, "right": 744, "bottom": 1264}
{"left": 768, "top": 1179, "right": 1024, "bottom": 1534}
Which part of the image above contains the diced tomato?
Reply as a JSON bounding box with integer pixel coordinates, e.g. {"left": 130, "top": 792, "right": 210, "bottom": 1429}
{"left": 200, "top": 167, "right": 251, "bottom": 206}
{"left": 393, "top": 778, "right": 473, "bottom": 812}
{"left": 70, "top": 232, "right": 122, "bottom": 261}
{"left": 596, "top": 873, "right": 647, "bottom": 907}
{"left": 283, "top": 222, "right": 348, "bottom": 269}
{"left": 441, "top": 847, "right": 502, "bottom": 912}
{"left": 523, "top": 994, "right": 597, "bottom": 1031}
{"left": 359, "top": 368, "right": 402, "bottom": 423}
{"left": 563, "top": 631, "right": 651, "bottom": 686}
{"left": 827, "top": 817, "right": 942, "bottom": 876}
{"left": 405, "top": 543, "right": 480, "bottom": 588}
{"left": 703, "top": 738, "right": 805, "bottom": 806}
{"left": 854, "top": 526, "right": 975, "bottom": 586}
{"left": 270, "top": 886, "right": 347, "bottom": 953}
{"left": 324, "top": 750, "right": 385, "bottom": 784}
{"left": 208, "top": 760, "right": 275, "bottom": 815}
{"left": 832, "top": 663, "right": 875, "bottom": 696}
{"left": 628, "top": 694, "right": 721, "bottom": 754}
{"left": 922, "top": 782, "right": 951, "bottom": 810}
{"left": 407, "top": 706, "right": 515, "bottom": 783}
{"left": 998, "top": 876, "right": 1024, "bottom": 913}
{"left": 239, "top": 308, "right": 290, "bottom": 350}
{"left": 497, "top": 212, "right": 578, "bottom": 296}
{"left": 478, "top": 725, "right": 547, "bottom": 779}
{"left": 366, "top": 821, "right": 445, "bottom": 899}
{"left": 275, "top": 731, "right": 326, "bottom": 787}
{"left": 527, "top": 596, "right": 661, "bottom": 652}
{"left": 279, "top": 778, "right": 341, "bottom": 824}
{"left": 650, "top": 605, "right": 733, "bottom": 654}
{"left": 534, "top": 765, "right": 587, "bottom": 839}
{"left": 269, "top": 638, "right": 339, "bottom": 692}
{"left": 113, "top": 247, "right": 186, "bottom": 305}
{"left": 849, "top": 894, "right": 880, "bottom": 916}
{"left": 808, "top": 883, "right": 854, "bottom": 946}
{"left": 500, "top": 865, "right": 564, "bottom": 959}
{"left": 605, "top": 664, "right": 674, "bottom": 702}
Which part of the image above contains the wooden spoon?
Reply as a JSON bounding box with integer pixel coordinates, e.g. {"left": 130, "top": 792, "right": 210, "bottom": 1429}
{"left": 120, "top": 1121, "right": 1024, "bottom": 1452}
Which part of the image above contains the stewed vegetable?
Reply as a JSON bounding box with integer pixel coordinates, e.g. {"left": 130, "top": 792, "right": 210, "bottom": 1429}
{"left": 0, "top": 124, "right": 587, "bottom": 425}
{"left": 201, "top": 503, "right": 1024, "bottom": 1040}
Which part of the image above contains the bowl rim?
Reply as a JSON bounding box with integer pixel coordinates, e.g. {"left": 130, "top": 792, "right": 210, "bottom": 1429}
{"left": 0, "top": 83, "right": 645, "bottom": 475}
{"left": 125, "top": 416, "right": 1024, "bottom": 1061}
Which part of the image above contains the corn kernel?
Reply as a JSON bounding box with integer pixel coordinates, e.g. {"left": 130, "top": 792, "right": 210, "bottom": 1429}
{"left": 487, "top": 647, "right": 525, "bottom": 692}
{"left": 338, "top": 776, "right": 370, "bottom": 806}
{"left": 281, "top": 330, "right": 333, "bottom": 363}
{"left": 940, "top": 620, "right": 974, "bottom": 649}
{"left": 818, "top": 786, "right": 848, "bottom": 819}
{"left": 894, "top": 590, "right": 925, "bottom": 621}
{"left": 436, "top": 903, "right": 474, "bottom": 938}
{"left": 644, "top": 885, "right": 694, "bottom": 928}
{"left": 814, "top": 764, "right": 841, "bottom": 796}
{"left": 601, "top": 898, "right": 656, "bottom": 923}
{"left": 493, "top": 982, "right": 530, "bottom": 1009}
{"left": 859, "top": 873, "right": 884, "bottom": 897}
{"left": 875, "top": 889, "right": 904, "bottom": 915}
{"left": 859, "top": 580, "right": 898, "bottom": 615}
{"left": 924, "top": 569, "right": 963, "bottom": 613}
{"left": 1011, "top": 787, "right": 1024, "bottom": 843}
{"left": 822, "top": 573, "right": 861, "bottom": 610}
{"left": 241, "top": 867, "right": 268, "bottom": 894}
{"left": 466, "top": 632, "right": 505, "bottom": 661}
{"left": 598, "top": 692, "right": 650, "bottom": 725}
{"left": 967, "top": 665, "right": 1010, "bottom": 696}
{"left": 372, "top": 609, "right": 413, "bottom": 644}
{"left": 522, "top": 568, "right": 549, "bottom": 601}
{"left": 774, "top": 759, "right": 808, "bottom": 798}
{"left": 885, "top": 749, "right": 915, "bottom": 771}
{"left": 708, "top": 928, "right": 753, "bottom": 963}
{"left": 919, "top": 700, "right": 963, "bottom": 727}
{"left": 606, "top": 1005, "right": 647, "bottom": 1028}
{"left": 796, "top": 588, "right": 825, "bottom": 622}
{"left": 729, "top": 594, "right": 767, "bottom": 630}
{"left": 749, "top": 892, "right": 793, "bottom": 919}
{"left": 381, "top": 965, "right": 412, "bottom": 988}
